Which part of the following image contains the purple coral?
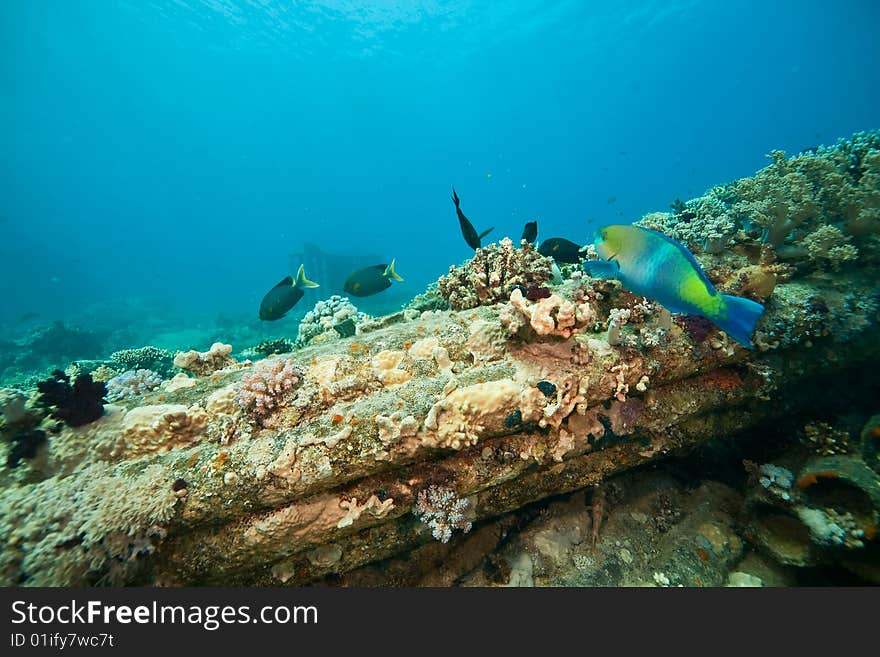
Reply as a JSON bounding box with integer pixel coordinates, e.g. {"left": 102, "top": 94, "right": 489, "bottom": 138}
{"left": 235, "top": 358, "right": 302, "bottom": 421}
{"left": 106, "top": 369, "right": 163, "bottom": 401}
{"left": 414, "top": 485, "right": 473, "bottom": 543}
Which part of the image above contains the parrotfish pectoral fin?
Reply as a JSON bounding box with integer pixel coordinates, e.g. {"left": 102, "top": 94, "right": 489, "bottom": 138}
{"left": 582, "top": 260, "right": 620, "bottom": 279}
{"left": 295, "top": 264, "right": 320, "bottom": 289}
{"left": 716, "top": 294, "right": 765, "bottom": 349}
{"left": 385, "top": 259, "right": 404, "bottom": 282}
{"left": 478, "top": 227, "right": 494, "bottom": 241}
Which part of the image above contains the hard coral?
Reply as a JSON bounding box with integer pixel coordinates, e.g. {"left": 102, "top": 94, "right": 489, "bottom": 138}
{"left": 173, "top": 343, "right": 236, "bottom": 376}
{"left": 236, "top": 358, "right": 303, "bottom": 423}
{"left": 296, "top": 296, "right": 368, "bottom": 347}
{"left": 438, "top": 238, "right": 553, "bottom": 310}
{"left": 105, "top": 369, "right": 163, "bottom": 402}
{"left": 110, "top": 346, "right": 175, "bottom": 377}
{"left": 502, "top": 288, "right": 593, "bottom": 338}
{"left": 37, "top": 370, "right": 106, "bottom": 427}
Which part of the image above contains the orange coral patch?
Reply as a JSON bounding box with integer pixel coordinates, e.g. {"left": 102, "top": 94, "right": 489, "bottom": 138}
{"left": 696, "top": 548, "right": 709, "bottom": 562}
{"left": 215, "top": 452, "right": 229, "bottom": 470}
{"left": 701, "top": 369, "right": 743, "bottom": 390}
{"left": 796, "top": 470, "right": 839, "bottom": 489}
{"left": 332, "top": 414, "right": 344, "bottom": 425}
{"left": 187, "top": 452, "right": 200, "bottom": 467}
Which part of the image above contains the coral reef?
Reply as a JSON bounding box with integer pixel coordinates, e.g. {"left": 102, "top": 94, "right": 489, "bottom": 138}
{"left": 438, "top": 238, "right": 554, "bottom": 310}
{"left": 105, "top": 369, "right": 164, "bottom": 402}
{"left": 173, "top": 343, "right": 236, "bottom": 376}
{"left": 296, "top": 296, "right": 369, "bottom": 347}
{"left": 0, "top": 130, "right": 878, "bottom": 587}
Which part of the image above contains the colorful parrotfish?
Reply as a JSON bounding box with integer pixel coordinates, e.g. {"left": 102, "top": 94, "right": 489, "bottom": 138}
{"left": 582, "top": 225, "right": 765, "bottom": 348}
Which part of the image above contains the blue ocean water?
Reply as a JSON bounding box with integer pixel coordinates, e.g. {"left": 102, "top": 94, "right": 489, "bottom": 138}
{"left": 1, "top": 1, "right": 878, "bottom": 342}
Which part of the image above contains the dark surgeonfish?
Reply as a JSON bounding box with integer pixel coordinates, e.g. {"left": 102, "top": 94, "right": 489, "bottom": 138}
{"left": 259, "top": 265, "right": 319, "bottom": 321}
{"left": 344, "top": 260, "right": 404, "bottom": 297}
{"left": 451, "top": 187, "right": 493, "bottom": 250}
{"left": 521, "top": 221, "right": 538, "bottom": 244}
{"left": 538, "top": 237, "right": 583, "bottom": 264}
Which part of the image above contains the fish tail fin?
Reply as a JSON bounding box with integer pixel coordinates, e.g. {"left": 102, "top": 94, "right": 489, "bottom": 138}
{"left": 385, "top": 259, "right": 404, "bottom": 282}
{"left": 478, "top": 227, "right": 494, "bottom": 241}
{"left": 295, "top": 264, "right": 320, "bottom": 289}
{"left": 716, "top": 294, "right": 765, "bottom": 349}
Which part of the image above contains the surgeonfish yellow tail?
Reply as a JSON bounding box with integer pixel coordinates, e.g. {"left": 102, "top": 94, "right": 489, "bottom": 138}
{"left": 385, "top": 259, "right": 404, "bottom": 282}
{"left": 295, "top": 264, "right": 319, "bottom": 289}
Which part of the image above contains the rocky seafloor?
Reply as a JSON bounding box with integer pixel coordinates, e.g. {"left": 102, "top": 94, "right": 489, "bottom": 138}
{"left": 1, "top": 131, "right": 879, "bottom": 587}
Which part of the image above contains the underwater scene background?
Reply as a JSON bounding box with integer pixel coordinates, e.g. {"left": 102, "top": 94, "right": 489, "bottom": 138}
{"left": 0, "top": 1, "right": 879, "bottom": 587}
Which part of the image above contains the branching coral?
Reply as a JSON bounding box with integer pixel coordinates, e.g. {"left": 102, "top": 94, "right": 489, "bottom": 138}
{"left": 802, "top": 225, "right": 859, "bottom": 270}
{"left": 438, "top": 238, "right": 554, "bottom": 310}
{"left": 236, "top": 358, "right": 303, "bottom": 423}
{"left": 296, "top": 296, "right": 368, "bottom": 347}
{"left": 110, "top": 346, "right": 175, "bottom": 377}
{"left": 105, "top": 369, "right": 163, "bottom": 402}
{"left": 414, "top": 485, "right": 473, "bottom": 543}
{"left": 637, "top": 191, "right": 739, "bottom": 254}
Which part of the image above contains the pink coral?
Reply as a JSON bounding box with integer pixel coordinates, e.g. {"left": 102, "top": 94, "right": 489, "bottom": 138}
{"left": 503, "top": 288, "right": 593, "bottom": 338}
{"left": 236, "top": 358, "right": 302, "bottom": 422}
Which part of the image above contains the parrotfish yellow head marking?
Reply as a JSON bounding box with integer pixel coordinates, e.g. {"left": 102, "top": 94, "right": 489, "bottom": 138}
{"left": 594, "top": 225, "right": 640, "bottom": 262}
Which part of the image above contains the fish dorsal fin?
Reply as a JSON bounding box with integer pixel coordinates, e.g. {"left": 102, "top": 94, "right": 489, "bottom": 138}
{"left": 295, "top": 264, "right": 319, "bottom": 289}
{"left": 273, "top": 275, "right": 294, "bottom": 289}
{"left": 478, "top": 227, "right": 494, "bottom": 241}
{"left": 634, "top": 226, "right": 717, "bottom": 293}
{"left": 384, "top": 259, "right": 404, "bottom": 282}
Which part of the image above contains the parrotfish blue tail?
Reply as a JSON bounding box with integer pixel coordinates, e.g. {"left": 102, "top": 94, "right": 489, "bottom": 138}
{"left": 715, "top": 294, "right": 765, "bottom": 349}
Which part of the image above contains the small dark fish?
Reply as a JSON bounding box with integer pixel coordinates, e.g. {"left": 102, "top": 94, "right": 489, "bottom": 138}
{"left": 259, "top": 265, "right": 319, "bottom": 321}
{"left": 606, "top": 195, "right": 617, "bottom": 205}
{"left": 521, "top": 220, "right": 538, "bottom": 244}
{"left": 525, "top": 285, "right": 551, "bottom": 301}
{"left": 17, "top": 312, "right": 40, "bottom": 323}
{"left": 452, "top": 187, "right": 493, "bottom": 250}
{"left": 538, "top": 237, "right": 583, "bottom": 264}
{"left": 344, "top": 260, "right": 404, "bottom": 297}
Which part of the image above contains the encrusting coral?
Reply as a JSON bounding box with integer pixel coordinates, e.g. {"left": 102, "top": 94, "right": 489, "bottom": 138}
{"left": 173, "top": 342, "right": 236, "bottom": 376}
{"left": 105, "top": 369, "right": 163, "bottom": 402}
